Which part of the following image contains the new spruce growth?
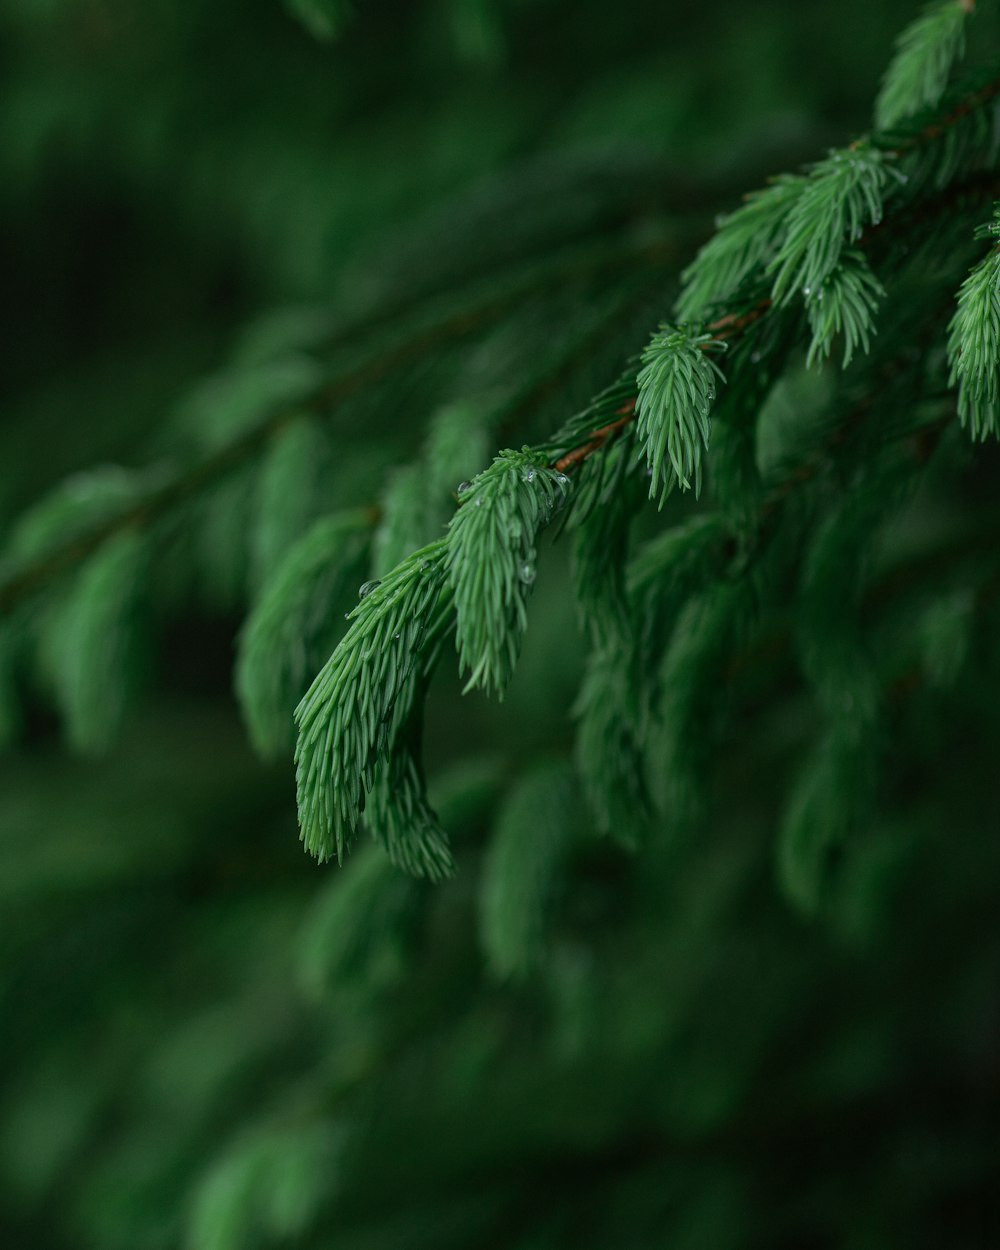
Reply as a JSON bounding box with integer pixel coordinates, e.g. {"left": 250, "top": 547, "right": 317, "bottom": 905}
{"left": 875, "top": 0, "right": 977, "bottom": 130}
{"left": 448, "top": 449, "right": 570, "bottom": 696}
{"left": 947, "top": 204, "right": 1000, "bottom": 437}
{"left": 294, "top": 543, "right": 452, "bottom": 865}
{"left": 635, "top": 325, "right": 727, "bottom": 500}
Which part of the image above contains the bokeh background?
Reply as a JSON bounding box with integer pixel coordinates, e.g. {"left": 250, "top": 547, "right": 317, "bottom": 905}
{"left": 2, "top": 2, "right": 998, "bottom": 1248}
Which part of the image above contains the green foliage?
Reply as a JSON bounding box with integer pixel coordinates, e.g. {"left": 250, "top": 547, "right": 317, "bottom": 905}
{"left": 372, "top": 400, "right": 490, "bottom": 577}
{"left": 285, "top": 0, "right": 354, "bottom": 41}
{"left": 251, "top": 418, "right": 331, "bottom": 589}
{"left": 372, "top": 466, "right": 431, "bottom": 579}
{"left": 875, "top": 0, "right": 975, "bottom": 130}
{"left": 628, "top": 513, "right": 730, "bottom": 646}
{"left": 188, "top": 1121, "right": 345, "bottom": 1250}
{"left": 447, "top": 449, "right": 570, "bottom": 696}
{"left": 676, "top": 177, "right": 805, "bottom": 321}
{"left": 175, "top": 358, "right": 324, "bottom": 452}
{"left": 805, "top": 249, "right": 887, "bottom": 368}
{"left": 0, "top": 469, "right": 157, "bottom": 750}
{"left": 294, "top": 542, "right": 451, "bottom": 863}
{"left": 651, "top": 582, "right": 748, "bottom": 823}
{"left": 0, "top": 623, "right": 19, "bottom": 748}
{"left": 297, "top": 848, "right": 421, "bottom": 1000}
{"left": 947, "top": 206, "right": 1000, "bottom": 438}
{"left": 424, "top": 400, "right": 492, "bottom": 513}
{"left": 367, "top": 715, "right": 457, "bottom": 879}
{"left": 635, "top": 325, "right": 727, "bottom": 499}
{"left": 478, "top": 762, "right": 580, "bottom": 978}
{"left": 447, "top": 0, "right": 506, "bottom": 65}
{"left": 235, "top": 510, "right": 371, "bottom": 758}
{"left": 44, "top": 531, "right": 149, "bottom": 756}
{"left": 5, "top": 3, "right": 1000, "bottom": 1247}
{"left": 574, "top": 511, "right": 728, "bottom": 840}
{"left": 2, "top": 467, "right": 148, "bottom": 573}
{"left": 778, "top": 719, "right": 879, "bottom": 914}
{"left": 573, "top": 645, "right": 650, "bottom": 842}
{"left": 918, "top": 586, "right": 975, "bottom": 684}
{"left": 570, "top": 438, "right": 643, "bottom": 648}
{"left": 795, "top": 472, "right": 894, "bottom": 726}
{"left": 769, "top": 143, "right": 899, "bottom": 305}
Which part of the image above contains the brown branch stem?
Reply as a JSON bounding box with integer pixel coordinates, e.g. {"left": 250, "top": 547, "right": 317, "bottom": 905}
{"left": 549, "top": 157, "right": 1000, "bottom": 479}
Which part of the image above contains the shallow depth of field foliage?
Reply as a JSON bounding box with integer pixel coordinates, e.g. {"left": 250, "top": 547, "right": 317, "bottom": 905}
{"left": 3, "top": 1, "right": 1000, "bottom": 1247}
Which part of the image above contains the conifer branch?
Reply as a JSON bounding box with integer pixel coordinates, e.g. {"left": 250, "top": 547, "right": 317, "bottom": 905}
{"left": 8, "top": 73, "right": 998, "bottom": 621}
{"left": 549, "top": 158, "right": 1000, "bottom": 483}
{"left": 12, "top": 9, "right": 1000, "bottom": 1240}
{"left": 0, "top": 235, "right": 677, "bottom": 619}
{"left": 294, "top": 541, "right": 453, "bottom": 864}
{"left": 8, "top": 45, "right": 1000, "bottom": 887}
{"left": 947, "top": 203, "right": 1000, "bottom": 437}
{"left": 635, "top": 325, "right": 727, "bottom": 500}
{"left": 551, "top": 407, "right": 636, "bottom": 474}
{"left": 896, "top": 54, "right": 1000, "bottom": 149}
{"left": 550, "top": 302, "right": 772, "bottom": 476}
{"left": 289, "top": 131, "right": 991, "bottom": 865}
{"left": 4, "top": 71, "right": 998, "bottom": 621}
{"left": 875, "top": 0, "right": 978, "bottom": 131}
{"left": 448, "top": 450, "right": 571, "bottom": 697}
{"left": 236, "top": 509, "right": 374, "bottom": 758}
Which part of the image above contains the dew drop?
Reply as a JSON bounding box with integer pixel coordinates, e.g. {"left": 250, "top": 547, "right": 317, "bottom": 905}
{"left": 519, "top": 561, "right": 536, "bottom": 585}
{"left": 750, "top": 351, "right": 762, "bottom": 363}
{"left": 555, "top": 472, "right": 570, "bottom": 487}
{"left": 803, "top": 286, "right": 812, "bottom": 297}
{"left": 456, "top": 480, "right": 472, "bottom": 496}
{"left": 522, "top": 467, "right": 537, "bottom": 483}
{"left": 393, "top": 630, "right": 401, "bottom": 640}
{"left": 420, "top": 560, "right": 430, "bottom": 571}
{"left": 475, "top": 497, "right": 484, "bottom": 507}
{"left": 358, "top": 579, "right": 381, "bottom": 600}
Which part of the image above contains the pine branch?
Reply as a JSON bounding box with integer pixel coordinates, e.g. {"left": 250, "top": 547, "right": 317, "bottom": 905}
{"left": 549, "top": 165, "right": 1000, "bottom": 483}
{"left": 4, "top": 74, "right": 998, "bottom": 622}
{"left": 294, "top": 540, "right": 453, "bottom": 864}
{"left": 947, "top": 204, "right": 1000, "bottom": 437}
{"left": 550, "top": 301, "right": 773, "bottom": 477}
{"left": 9, "top": 52, "right": 1000, "bottom": 889}
{"left": 318, "top": 157, "right": 700, "bottom": 355}
{"left": 448, "top": 449, "right": 571, "bottom": 697}
{"left": 0, "top": 231, "right": 677, "bottom": 619}
{"left": 875, "top": 0, "right": 977, "bottom": 131}
{"left": 236, "top": 509, "right": 375, "bottom": 758}
{"left": 478, "top": 761, "right": 580, "bottom": 979}
{"left": 634, "top": 324, "right": 727, "bottom": 500}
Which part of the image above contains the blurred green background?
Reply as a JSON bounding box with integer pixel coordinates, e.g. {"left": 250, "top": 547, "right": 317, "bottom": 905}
{"left": 2, "top": 2, "right": 998, "bottom": 1248}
